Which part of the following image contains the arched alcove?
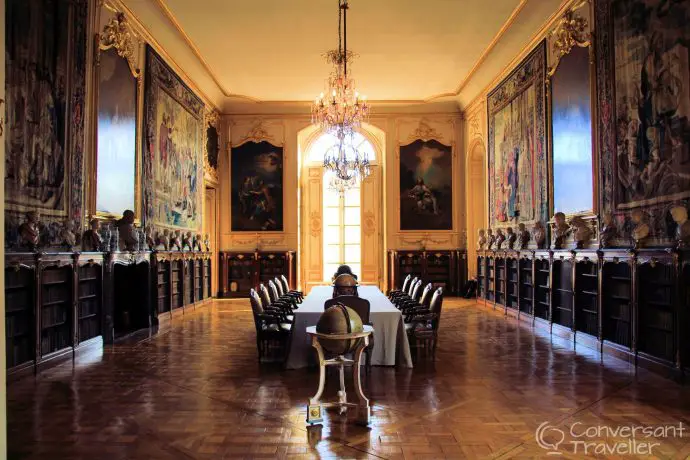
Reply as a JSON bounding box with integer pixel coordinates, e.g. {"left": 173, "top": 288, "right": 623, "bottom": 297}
{"left": 466, "top": 139, "right": 487, "bottom": 278}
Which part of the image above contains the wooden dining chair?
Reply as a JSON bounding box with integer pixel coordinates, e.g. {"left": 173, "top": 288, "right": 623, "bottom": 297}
{"left": 388, "top": 274, "right": 411, "bottom": 298}
{"left": 399, "top": 282, "right": 433, "bottom": 314}
{"left": 405, "top": 287, "right": 444, "bottom": 362}
{"left": 249, "top": 288, "right": 292, "bottom": 363}
{"left": 278, "top": 275, "right": 303, "bottom": 303}
{"left": 324, "top": 295, "right": 373, "bottom": 372}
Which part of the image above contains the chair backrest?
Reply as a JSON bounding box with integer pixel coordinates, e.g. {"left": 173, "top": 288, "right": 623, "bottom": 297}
{"left": 418, "top": 282, "right": 433, "bottom": 307}
{"left": 400, "top": 274, "right": 412, "bottom": 293}
{"left": 409, "top": 279, "right": 423, "bottom": 301}
{"left": 267, "top": 280, "right": 281, "bottom": 302}
{"left": 258, "top": 284, "right": 272, "bottom": 307}
{"left": 280, "top": 274, "right": 291, "bottom": 291}
{"left": 324, "top": 295, "right": 371, "bottom": 324}
{"left": 407, "top": 277, "right": 419, "bottom": 296}
{"left": 429, "top": 287, "right": 444, "bottom": 329}
{"left": 249, "top": 289, "right": 264, "bottom": 332}
{"left": 273, "top": 277, "right": 285, "bottom": 295}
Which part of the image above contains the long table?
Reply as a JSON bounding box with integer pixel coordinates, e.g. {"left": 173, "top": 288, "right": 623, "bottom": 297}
{"left": 285, "top": 285, "right": 413, "bottom": 369}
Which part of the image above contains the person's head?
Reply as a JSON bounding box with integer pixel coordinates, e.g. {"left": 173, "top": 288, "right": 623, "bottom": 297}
{"left": 90, "top": 218, "right": 99, "bottom": 230}
{"left": 554, "top": 212, "right": 566, "bottom": 225}
{"left": 518, "top": 223, "right": 526, "bottom": 231}
{"left": 26, "top": 211, "right": 38, "bottom": 223}
{"left": 122, "top": 210, "right": 135, "bottom": 224}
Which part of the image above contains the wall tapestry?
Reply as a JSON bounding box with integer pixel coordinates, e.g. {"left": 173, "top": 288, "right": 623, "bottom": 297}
{"left": 96, "top": 48, "right": 137, "bottom": 217}
{"left": 551, "top": 46, "right": 594, "bottom": 215}
{"left": 487, "top": 41, "right": 547, "bottom": 228}
{"left": 399, "top": 139, "right": 453, "bottom": 231}
{"left": 4, "top": 0, "right": 88, "bottom": 222}
{"left": 596, "top": 0, "right": 690, "bottom": 242}
{"left": 231, "top": 141, "right": 284, "bottom": 232}
{"left": 144, "top": 46, "right": 204, "bottom": 231}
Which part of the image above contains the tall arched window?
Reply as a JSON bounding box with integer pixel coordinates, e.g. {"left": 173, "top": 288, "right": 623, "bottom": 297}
{"left": 308, "top": 132, "right": 375, "bottom": 281}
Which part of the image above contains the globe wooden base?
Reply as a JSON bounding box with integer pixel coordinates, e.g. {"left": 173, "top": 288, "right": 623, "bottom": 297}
{"left": 305, "top": 326, "right": 373, "bottom": 426}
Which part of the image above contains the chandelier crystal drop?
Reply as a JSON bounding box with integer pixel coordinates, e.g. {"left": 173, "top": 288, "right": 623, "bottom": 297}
{"left": 312, "top": 0, "right": 371, "bottom": 192}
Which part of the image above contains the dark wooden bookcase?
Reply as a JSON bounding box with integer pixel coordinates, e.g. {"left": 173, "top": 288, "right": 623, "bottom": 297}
{"left": 636, "top": 254, "right": 675, "bottom": 366}
{"left": 219, "top": 251, "right": 296, "bottom": 298}
{"left": 551, "top": 253, "right": 574, "bottom": 329}
{"left": 171, "top": 259, "right": 184, "bottom": 310}
{"left": 387, "top": 250, "right": 467, "bottom": 296}
{"left": 601, "top": 254, "right": 633, "bottom": 350}
{"left": 505, "top": 254, "right": 519, "bottom": 310}
{"left": 574, "top": 255, "right": 599, "bottom": 338}
{"left": 77, "top": 261, "right": 102, "bottom": 343}
{"left": 485, "top": 256, "right": 496, "bottom": 303}
{"left": 534, "top": 254, "right": 551, "bottom": 321}
{"left": 5, "top": 264, "right": 35, "bottom": 371}
{"left": 518, "top": 254, "right": 534, "bottom": 315}
{"left": 476, "top": 255, "right": 486, "bottom": 299}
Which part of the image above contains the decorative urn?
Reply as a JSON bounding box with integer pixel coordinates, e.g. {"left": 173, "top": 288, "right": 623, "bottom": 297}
{"left": 316, "top": 304, "right": 363, "bottom": 355}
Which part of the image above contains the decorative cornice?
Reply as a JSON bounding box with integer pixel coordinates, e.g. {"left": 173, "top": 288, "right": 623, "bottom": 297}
{"left": 98, "top": 12, "right": 141, "bottom": 78}
{"left": 547, "top": 0, "right": 591, "bottom": 78}
{"left": 233, "top": 120, "right": 278, "bottom": 147}
{"left": 407, "top": 119, "right": 443, "bottom": 143}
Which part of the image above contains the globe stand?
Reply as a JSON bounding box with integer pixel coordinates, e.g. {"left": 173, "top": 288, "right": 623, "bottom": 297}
{"left": 305, "top": 325, "right": 373, "bottom": 426}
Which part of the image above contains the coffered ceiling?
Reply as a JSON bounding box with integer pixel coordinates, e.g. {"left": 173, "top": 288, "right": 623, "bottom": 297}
{"left": 121, "top": 0, "right": 566, "bottom": 111}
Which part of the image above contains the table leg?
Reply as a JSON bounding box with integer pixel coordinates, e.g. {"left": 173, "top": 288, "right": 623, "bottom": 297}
{"left": 352, "top": 337, "right": 371, "bottom": 425}
{"left": 307, "top": 338, "right": 325, "bottom": 424}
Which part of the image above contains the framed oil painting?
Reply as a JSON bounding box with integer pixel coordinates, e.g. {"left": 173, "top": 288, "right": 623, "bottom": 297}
{"left": 96, "top": 47, "right": 138, "bottom": 218}
{"left": 206, "top": 122, "right": 219, "bottom": 170}
{"left": 144, "top": 46, "right": 204, "bottom": 231}
{"left": 231, "top": 141, "right": 284, "bottom": 231}
{"left": 399, "top": 139, "right": 453, "bottom": 231}
{"left": 550, "top": 45, "right": 594, "bottom": 215}
{"left": 596, "top": 0, "right": 690, "bottom": 240}
{"left": 4, "top": 0, "right": 88, "bottom": 220}
{"left": 488, "top": 41, "right": 548, "bottom": 228}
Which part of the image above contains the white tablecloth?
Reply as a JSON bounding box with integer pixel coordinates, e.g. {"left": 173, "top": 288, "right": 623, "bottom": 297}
{"left": 285, "top": 286, "right": 413, "bottom": 369}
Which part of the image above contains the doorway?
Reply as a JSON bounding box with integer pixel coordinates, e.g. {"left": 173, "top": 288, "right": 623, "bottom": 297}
{"left": 466, "top": 140, "right": 487, "bottom": 278}
{"left": 204, "top": 186, "right": 218, "bottom": 296}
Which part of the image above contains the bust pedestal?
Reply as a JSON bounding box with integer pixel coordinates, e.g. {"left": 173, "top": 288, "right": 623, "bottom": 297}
{"left": 305, "top": 325, "right": 373, "bottom": 426}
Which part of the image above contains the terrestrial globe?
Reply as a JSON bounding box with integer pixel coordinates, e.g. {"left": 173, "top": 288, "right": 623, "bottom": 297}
{"left": 316, "top": 304, "right": 364, "bottom": 354}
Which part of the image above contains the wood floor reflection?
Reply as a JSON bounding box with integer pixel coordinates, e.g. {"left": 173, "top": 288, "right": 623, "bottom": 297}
{"left": 7, "top": 298, "right": 690, "bottom": 459}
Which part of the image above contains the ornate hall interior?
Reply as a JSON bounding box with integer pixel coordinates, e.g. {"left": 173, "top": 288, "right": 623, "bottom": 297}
{"left": 1, "top": 0, "right": 690, "bottom": 458}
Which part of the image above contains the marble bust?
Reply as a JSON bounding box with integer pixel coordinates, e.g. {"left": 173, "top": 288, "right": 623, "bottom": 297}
{"left": 631, "top": 209, "right": 650, "bottom": 248}
{"left": 157, "top": 229, "right": 170, "bottom": 251}
{"left": 116, "top": 210, "right": 137, "bottom": 251}
{"left": 171, "top": 230, "right": 182, "bottom": 251}
{"left": 203, "top": 233, "right": 211, "bottom": 252}
{"left": 570, "top": 216, "right": 592, "bottom": 249}
{"left": 82, "top": 219, "right": 103, "bottom": 252}
{"left": 552, "top": 212, "right": 570, "bottom": 249}
{"left": 182, "top": 231, "right": 193, "bottom": 251}
{"left": 486, "top": 228, "right": 496, "bottom": 250}
{"left": 518, "top": 223, "right": 530, "bottom": 249}
{"left": 60, "top": 220, "right": 77, "bottom": 249}
{"left": 599, "top": 212, "right": 617, "bottom": 249}
{"left": 18, "top": 211, "right": 41, "bottom": 250}
{"left": 533, "top": 221, "right": 547, "bottom": 249}
{"left": 477, "top": 229, "right": 487, "bottom": 250}
{"left": 670, "top": 205, "right": 690, "bottom": 248}
{"left": 506, "top": 227, "right": 517, "bottom": 250}
{"left": 495, "top": 228, "right": 506, "bottom": 249}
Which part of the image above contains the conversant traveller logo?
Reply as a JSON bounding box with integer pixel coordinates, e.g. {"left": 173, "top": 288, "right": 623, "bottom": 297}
{"left": 535, "top": 421, "right": 685, "bottom": 456}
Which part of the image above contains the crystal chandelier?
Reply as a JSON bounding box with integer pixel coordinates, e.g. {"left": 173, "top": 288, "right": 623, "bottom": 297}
{"left": 323, "top": 134, "right": 371, "bottom": 193}
{"left": 312, "top": 0, "right": 371, "bottom": 191}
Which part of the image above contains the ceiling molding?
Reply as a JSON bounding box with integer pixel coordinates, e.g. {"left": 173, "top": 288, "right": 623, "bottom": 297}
{"left": 153, "top": 0, "right": 259, "bottom": 101}
{"left": 146, "top": 0, "right": 541, "bottom": 105}
{"left": 462, "top": 0, "right": 574, "bottom": 111}
{"left": 110, "top": 0, "right": 221, "bottom": 112}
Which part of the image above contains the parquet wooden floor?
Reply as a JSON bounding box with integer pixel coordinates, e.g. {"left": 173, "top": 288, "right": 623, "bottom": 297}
{"left": 7, "top": 298, "right": 690, "bottom": 459}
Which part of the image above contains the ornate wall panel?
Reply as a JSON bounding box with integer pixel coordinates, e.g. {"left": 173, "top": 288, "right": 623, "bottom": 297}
{"left": 144, "top": 46, "right": 204, "bottom": 232}
{"left": 595, "top": 0, "right": 690, "bottom": 245}
{"left": 4, "top": 0, "right": 88, "bottom": 225}
{"left": 487, "top": 41, "right": 548, "bottom": 229}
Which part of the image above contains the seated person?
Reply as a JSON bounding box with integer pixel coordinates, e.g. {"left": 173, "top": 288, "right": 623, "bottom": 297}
{"left": 332, "top": 264, "right": 358, "bottom": 281}
{"left": 333, "top": 273, "right": 358, "bottom": 297}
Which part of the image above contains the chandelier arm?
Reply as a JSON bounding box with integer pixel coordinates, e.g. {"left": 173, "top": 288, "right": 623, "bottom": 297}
{"left": 342, "top": 0, "right": 348, "bottom": 77}
{"left": 338, "top": 0, "right": 342, "bottom": 59}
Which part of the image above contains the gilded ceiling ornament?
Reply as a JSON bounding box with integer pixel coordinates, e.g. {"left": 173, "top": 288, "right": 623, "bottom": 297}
{"left": 99, "top": 12, "right": 140, "bottom": 78}
{"left": 547, "top": 2, "right": 591, "bottom": 77}
{"left": 408, "top": 119, "right": 443, "bottom": 143}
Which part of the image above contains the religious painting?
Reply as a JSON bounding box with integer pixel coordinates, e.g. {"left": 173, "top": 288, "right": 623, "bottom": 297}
{"left": 144, "top": 46, "right": 204, "bottom": 231}
{"left": 551, "top": 46, "right": 594, "bottom": 215}
{"left": 596, "top": 0, "right": 690, "bottom": 216}
{"left": 399, "top": 140, "right": 453, "bottom": 231}
{"left": 231, "top": 141, "right": 284, "bottom": 231}
{"left": 4, "top": 0, "right": 88, "bottom": 221}
{"left": 96, "top": 48, "right": 138, "bottom": 217}
{"left": 488, "top": 41, "right": 547, "bottom": 228}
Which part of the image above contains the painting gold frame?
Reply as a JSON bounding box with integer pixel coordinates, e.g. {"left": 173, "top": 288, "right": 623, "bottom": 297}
{"left": 90, "top": 8, "right": 143, "bottom": 223}
{"left": 546, "top": 0, "right": 598, "bottom": 222}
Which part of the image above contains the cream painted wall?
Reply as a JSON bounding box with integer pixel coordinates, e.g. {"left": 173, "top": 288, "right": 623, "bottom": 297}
{"left": 222, "top": 112, "right": 465, "bottom": 290}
